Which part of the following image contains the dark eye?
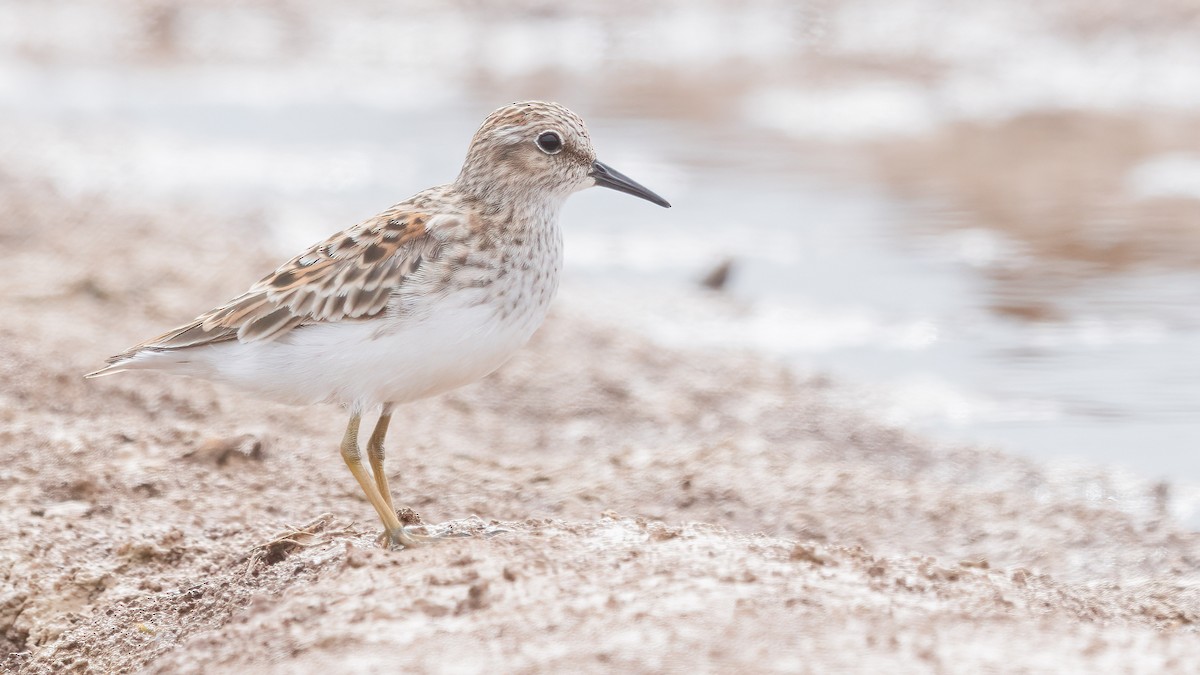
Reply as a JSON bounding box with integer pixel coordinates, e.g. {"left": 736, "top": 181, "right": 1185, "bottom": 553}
{"left": 536, "top": 131, "right": 563, "bottom": 154}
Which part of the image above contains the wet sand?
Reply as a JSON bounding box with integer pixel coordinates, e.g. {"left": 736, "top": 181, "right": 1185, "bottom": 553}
{"left": 1, "top": 169, "right": 1199, "bottom": 673}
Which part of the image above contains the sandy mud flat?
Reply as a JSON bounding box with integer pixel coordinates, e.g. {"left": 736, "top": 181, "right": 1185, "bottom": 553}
{"left": 1, "top": 172, "right": 1199, "bottom": 673}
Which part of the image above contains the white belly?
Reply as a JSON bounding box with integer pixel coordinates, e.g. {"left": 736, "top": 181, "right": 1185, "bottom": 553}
{"left": 161, "top": 298, "right": 546, "bottom": 411}
{"left": 123, "top": 207, "right": 565, "bottom": 411}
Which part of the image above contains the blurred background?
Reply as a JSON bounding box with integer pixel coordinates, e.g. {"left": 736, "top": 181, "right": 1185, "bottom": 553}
{"left": 3, "top": 0, "right": 1198, "bottom": 477}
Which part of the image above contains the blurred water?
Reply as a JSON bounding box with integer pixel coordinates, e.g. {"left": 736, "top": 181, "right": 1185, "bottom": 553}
{"left": 3, "top": 0, "right": 1200, "bottom": 479}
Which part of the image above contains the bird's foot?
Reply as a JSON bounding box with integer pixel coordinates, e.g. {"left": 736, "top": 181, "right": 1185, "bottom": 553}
{"left": 378, "top": 523, "right": 472, "bottom": 550}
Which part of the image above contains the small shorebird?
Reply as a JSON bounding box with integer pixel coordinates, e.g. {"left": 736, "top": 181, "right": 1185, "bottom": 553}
{"left": 87, "top": 101, "right": 670, "bottom": 548}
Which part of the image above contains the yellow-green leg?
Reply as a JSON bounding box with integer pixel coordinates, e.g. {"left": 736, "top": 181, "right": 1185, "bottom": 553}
{"left": 340, "top": 412, "right": 433, "bottom": 549}
{"left": 366, "top": 403, "right": 396, "bottom": 514}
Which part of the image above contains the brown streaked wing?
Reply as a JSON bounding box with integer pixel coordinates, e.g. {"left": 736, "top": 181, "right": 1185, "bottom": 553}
{"left": 112, "top": 210, "right": 445, "bottom": 361}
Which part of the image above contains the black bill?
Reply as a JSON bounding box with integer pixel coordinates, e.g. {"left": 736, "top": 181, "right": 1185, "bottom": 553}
{"left": 590, "top": 160, "right": 671, "bottom": 208}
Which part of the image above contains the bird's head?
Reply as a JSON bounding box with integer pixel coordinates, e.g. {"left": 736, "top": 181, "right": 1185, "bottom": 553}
{"left": 456, "top": 101, "right": 670, "bottom": 210}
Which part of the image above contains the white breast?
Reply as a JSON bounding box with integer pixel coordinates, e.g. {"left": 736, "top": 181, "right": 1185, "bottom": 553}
{"left": 167, "top": 290, "right": 548, "bottom": 411}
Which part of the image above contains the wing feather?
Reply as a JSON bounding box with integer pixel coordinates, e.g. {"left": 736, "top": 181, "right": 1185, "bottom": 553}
{"left": 97, "top": 207, "right": 451, "bottom": 368}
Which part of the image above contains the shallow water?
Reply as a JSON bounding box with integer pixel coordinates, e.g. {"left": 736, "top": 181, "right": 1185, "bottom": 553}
{"left": 3, "top": 0, "right": 1199, "bottom": 479}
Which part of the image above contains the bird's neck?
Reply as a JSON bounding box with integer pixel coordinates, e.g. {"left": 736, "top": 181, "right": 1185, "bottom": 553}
{"left": 453, "top": 175, "right": 568, "bottom": 229}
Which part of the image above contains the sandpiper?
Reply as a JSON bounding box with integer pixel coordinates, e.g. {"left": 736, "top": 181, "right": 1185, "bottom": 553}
{"left": 87, "top": 101, "right": 670, "bottom": 548}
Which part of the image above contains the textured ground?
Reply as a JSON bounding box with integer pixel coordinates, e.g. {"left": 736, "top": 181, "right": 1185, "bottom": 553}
{"left": 2, "top": 171, "right": 1200, "bottom": 673}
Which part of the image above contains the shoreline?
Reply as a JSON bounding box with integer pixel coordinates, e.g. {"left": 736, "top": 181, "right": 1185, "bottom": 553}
{"left": 2, "top": 172, "right": 1199, "bottom": 672}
